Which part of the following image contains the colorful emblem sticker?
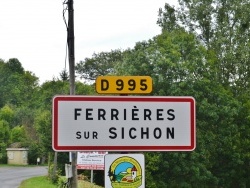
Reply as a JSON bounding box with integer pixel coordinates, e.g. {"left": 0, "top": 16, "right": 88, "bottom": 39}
{"left": 107, "top": 155, "right": 143, "bottom": 188}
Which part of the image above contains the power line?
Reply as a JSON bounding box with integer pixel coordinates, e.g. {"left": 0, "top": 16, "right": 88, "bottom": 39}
{"left": 62, "top": 0, "right": 68, "bottom": 75}
{"left": 62, "top": 0, "right": 68, "bottom": 30}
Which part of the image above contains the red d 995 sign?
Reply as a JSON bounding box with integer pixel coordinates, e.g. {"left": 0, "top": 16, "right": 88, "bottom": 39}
{"left": 95, "top": 76, "right": 152, "bottom": 94}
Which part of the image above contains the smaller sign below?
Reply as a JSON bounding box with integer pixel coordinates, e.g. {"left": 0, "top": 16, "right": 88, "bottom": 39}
{"left": 105, "top": 154, "right": 145, "bottom": 188}
{"left": 95, "top": 76, "right": 152, "bottom": 94}
{"left": 77, "top": 151, "right": 108, "bottom": 170}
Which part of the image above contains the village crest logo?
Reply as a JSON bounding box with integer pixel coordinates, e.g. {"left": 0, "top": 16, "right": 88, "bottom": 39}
{"left": 107, "top": 156, "right": 142, "bottom": 188}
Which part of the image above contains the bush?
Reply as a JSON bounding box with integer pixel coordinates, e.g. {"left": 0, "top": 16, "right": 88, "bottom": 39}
{"left": 0, "top": 143, "right": 7, "bottom": 163}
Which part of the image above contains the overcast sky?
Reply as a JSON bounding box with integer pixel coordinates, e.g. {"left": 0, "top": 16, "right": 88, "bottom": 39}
{"left": 0, "top": 0, "right": 177, "bottom": 84}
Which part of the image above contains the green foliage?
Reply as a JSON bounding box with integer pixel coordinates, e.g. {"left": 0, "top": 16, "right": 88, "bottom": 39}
{"left": 57, "top": 152, "right": 69, "bottom": 176}
{"left": 28, "top": 142, "right": 42, "bottom": 165}
{"left": 155, "top": 2, "right": 250, "bottom": 186}
{"left": 5, "top": 58, "right": 24, "bottom": 74}
{"left": 35, "top": 110, "right": 52, "bottom": 153}
{"left": 0, "top": 120, "right": 10, "bottom": 163}
{"left": 115, "top": 29, "right": 207, "bottom": 96}
{"left": 10, "top": 125, "right": 27, "bottom": 143}
{"left": 158, "top": 0, "right": 250, "bottom": 94}
{"left": 48, "top": 163, "right": 60, "bottom": 184}
{"left": 36, "top": 79, "right": 69, "bottom": 110}
{"left": 0, "top": 142, "right": 8, "bottom": 163}
{"left": 59, "top": 69, "right": 69, "bottom": 81}
{"left": 76, "top": 50, "right": 123, "bottom": 80}
{"left": 13, "top": 107, "right": 37, "bottom": 141}
{"left": 0, "top": 59, "right": 39, "bottom": 108}
{"left": 57, "top": 176, "right": 67, "bottom": 188}
{"left": 93, "top": 170, "right": 104, "bottom": 187}
{"left": 75, "top": 81, "right": 96, "bottom": 95}
{"left": 0, "top": 120, "right": 10, "bottom": 144}
{"left": 157, "top": 3, "right": 179, "bottom": 32}
{"left": 0, "top": 105, "right": 14, "bottom": 124}
{"left": 47, "top": 152, "right": 68, "bottom": 184}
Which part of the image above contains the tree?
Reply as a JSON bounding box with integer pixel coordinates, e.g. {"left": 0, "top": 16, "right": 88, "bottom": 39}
{"left": 59, "top": 69, "right": 69, "bottom": 81}
{"left": 0, "top": 120, "right": 10, "bottom": 163}
{"left": 0, "top": 59, "right": 39, "bottom": 108}
{"left": 75, "top": 81, "right": 95, "bottom": 95}
{"left": 13, "top": 107, "right": 37, "bottom": 141}
{"left": 35, "top": 79, "right": 69, "bottom": 110}
{"left": 10, "top": 125, "right": 27, "bottom": 143}
{"left": 158, "top": 0, "right": 250, "bottom": 94}
{"left": 0, "top": 105, "right": 14, "bottom": 125}
{"left": 115, "top": 29, "right": 207, "bottom": 96}
{"left": 34, "top": 109, "right": 55, "bottom": 180}
{"left": 76, "top": 50, "right": 123, "bottom": 81}
{"left": 5, "top": 58, "right": 24, "bottom": 74}
{"left": 156, "top": 2, "right": 250, "bottom": 186}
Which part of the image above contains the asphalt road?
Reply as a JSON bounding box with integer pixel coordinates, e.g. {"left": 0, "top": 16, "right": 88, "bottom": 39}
{"left": 0, "top": 166, "right": 47, "bottom": 188}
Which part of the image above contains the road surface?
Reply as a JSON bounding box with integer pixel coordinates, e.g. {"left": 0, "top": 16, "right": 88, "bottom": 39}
{"left": 0, "top": 166, "right": 47, "bottom": 188}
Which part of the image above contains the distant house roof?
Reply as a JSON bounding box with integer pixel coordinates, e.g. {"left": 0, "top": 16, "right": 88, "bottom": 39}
{"left": 8, "top": 142, "right": 22, "bottom": 148}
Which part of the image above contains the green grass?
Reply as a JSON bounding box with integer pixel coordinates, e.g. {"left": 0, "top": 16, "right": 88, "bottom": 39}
{"left": 0, "top": 164, "right": 23, "bottom": 167}
{"left": 19, "top": 176, "right": 104, "bottom": 188}
{"left": 19, "top": 176, "right": 57, "bottom": 188}
{"left": 0, "top": 164, "right": 38, "bottom": 167}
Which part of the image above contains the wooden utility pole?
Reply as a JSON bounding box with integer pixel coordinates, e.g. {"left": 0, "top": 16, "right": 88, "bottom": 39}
{"left": 67, "top": 0, "right": 77, "bottom": 187}
{"left": 68, "top": 0, "right": 75, "bottom": 95}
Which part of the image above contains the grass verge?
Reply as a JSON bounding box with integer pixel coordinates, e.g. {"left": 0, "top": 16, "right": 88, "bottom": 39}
{"left": 0, "top": 164, "right": 38, "bottom": 167}
{"left": 19, "top": 176, "right": 57, "bottom": 188}
{"left": 19, "top": 176, "right": 104, "bottom": 188}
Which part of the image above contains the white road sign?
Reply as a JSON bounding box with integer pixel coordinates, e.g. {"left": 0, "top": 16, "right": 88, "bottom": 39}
{"left": 52, "top": 96, "right": 195, "bottom": 151}
{"left": 77, "top": 151, "right": 107, "bottom": 170}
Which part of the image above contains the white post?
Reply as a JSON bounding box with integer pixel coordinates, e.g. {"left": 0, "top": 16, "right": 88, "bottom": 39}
{"left": 91, "top": 169, "right": 94, "bottom": 183}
